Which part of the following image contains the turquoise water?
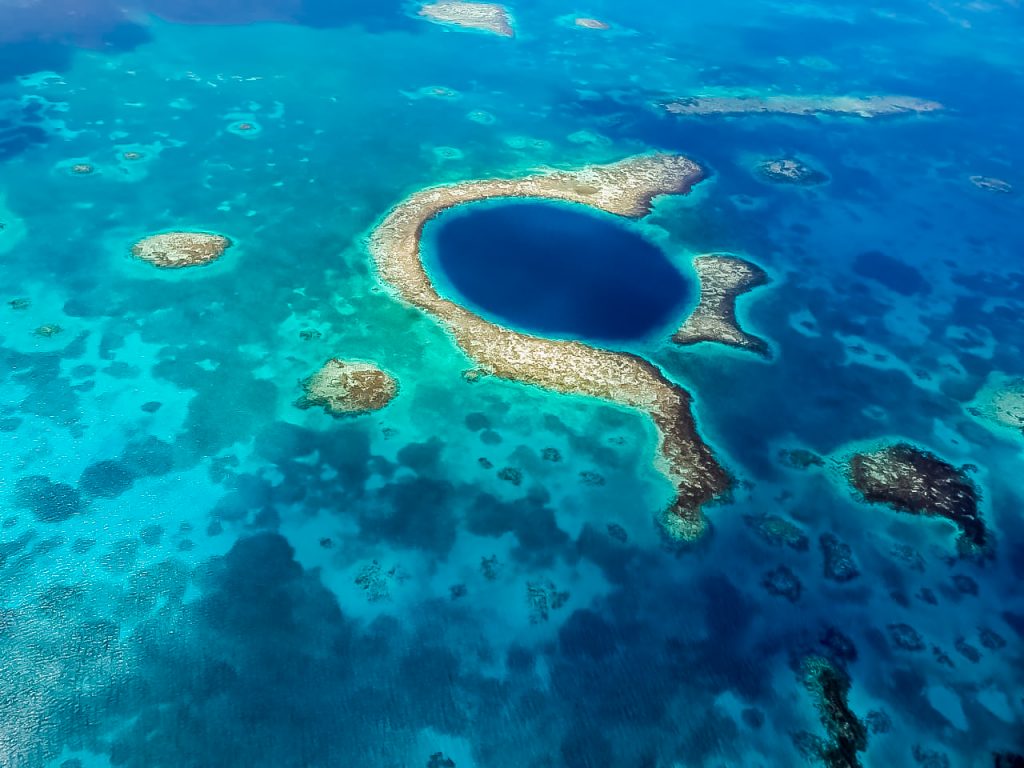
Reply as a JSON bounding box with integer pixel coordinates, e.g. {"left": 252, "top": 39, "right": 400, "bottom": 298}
{"left": 1, "top": 2, "right": 1023, "bottom": 767}
{"left": 425, "top": 200, "right": 691, "bottom": 342}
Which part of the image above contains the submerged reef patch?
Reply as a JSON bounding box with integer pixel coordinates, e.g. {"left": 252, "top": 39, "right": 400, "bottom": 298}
{"left": 297, "top": 359, "right": 398, "bottom": 416}
{"left": 574, "top": 17, "right": 610, "bottom": 29}
{"left": 969, "top": 175, "right": 1013, "bottom": 194}
{"left": 663, "top": 94, "right": 942, "bottom": 118}
{"left": 756, "top": 157, "right": 828, "bottom": 185}
{"left": 368, "top": 154, "right": 730, "bottom": 539}
{"left": 846, "top": 442, "right": 986, "bottom": 555}
{"left": 418, "top": 1, "right": 514, "bottom": 36}
{"left": 968, "top": 374, "right": 1024, "bottom": 435}
{"left": 672, "top": 254, "right": 771, "bottom": 356}
{"left": 131, "top": 231, "right": 231, "bottom": 269}
{"left": 800, "top": 656, "right": 868, "bottom": 768}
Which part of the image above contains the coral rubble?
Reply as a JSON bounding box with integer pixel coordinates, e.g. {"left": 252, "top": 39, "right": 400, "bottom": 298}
{"left": 663, "top": 94, "right": 942, "bottom": 118}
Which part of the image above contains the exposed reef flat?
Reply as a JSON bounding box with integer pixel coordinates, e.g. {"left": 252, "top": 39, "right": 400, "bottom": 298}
{"left": 846, "top": 442, "right": 987, "bottom": 555}
{"left": 673, "top": 254, "right": 771, "bottom": 356}
{"left": 298, "top": 359, "right": 398, "bottom": 416}
{"left": 418, "top": 1, "right": 514, "bottom": 37}
{"left": 575, "top": 17, "right": 610, "bottom": 29}
{"left": 663, "top": 94, "right": 942, "bottom": 118}
{"left": 801, "top": 656, "right": 868, "bottom": 768}
{"left": 368, "top": 155, "right": 730, "bottom": 539}
{"left": 131, "top": 231, "right": 231, "bottom": 269}
{"left": 757, "top": 157, "right": 828, "bottom": 185}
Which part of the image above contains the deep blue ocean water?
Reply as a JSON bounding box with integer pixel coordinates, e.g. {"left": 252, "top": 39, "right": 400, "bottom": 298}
{"left": 426, "top": 201, "right": 690, "bottom": 342}
{"left": 1, "top": 1, "right": 1023, "bottom": 767}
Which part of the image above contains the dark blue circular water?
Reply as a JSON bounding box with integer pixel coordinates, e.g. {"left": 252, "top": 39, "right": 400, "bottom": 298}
{"left": 428, "top": 201, "right": 690, "bottom": 341}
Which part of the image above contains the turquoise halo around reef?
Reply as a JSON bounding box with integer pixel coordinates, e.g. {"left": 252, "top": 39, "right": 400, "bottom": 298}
{"left": 0, "top": 1, "right": 1022, "bottom": 767}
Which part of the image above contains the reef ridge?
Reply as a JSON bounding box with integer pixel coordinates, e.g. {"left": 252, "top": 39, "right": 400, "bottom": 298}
{"left": 368, "top": 154, "right": 730, "bottom": 538}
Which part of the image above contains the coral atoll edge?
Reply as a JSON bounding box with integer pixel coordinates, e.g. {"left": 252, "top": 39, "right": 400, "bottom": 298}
{"left": 368, "top": 154, "right": 731, "bottom": 539}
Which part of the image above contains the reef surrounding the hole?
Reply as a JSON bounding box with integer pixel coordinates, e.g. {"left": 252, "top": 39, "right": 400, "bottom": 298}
{"left": 418, "top": 1, "right": 514, "bottom": 37}
{"left": 297, "top": 359, "right": 398, "bottom": 416}
{"left": 368, "top": 154, "right": 730, "bottom": 538}
{"left": 673, "top": 254, "right": 771, "bottom": 356}
{"left": 662, "top": 94, "right": 942, "bottom": 118}
{"left": 131, "top": 231, "right": 231, "bottom": 269}
{"left": 845, "top": 442, "right": 987, "bottom": 556}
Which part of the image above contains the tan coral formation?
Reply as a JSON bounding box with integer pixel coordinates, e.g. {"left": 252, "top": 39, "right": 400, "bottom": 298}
{"left": 131, "top": 231, "right": 231, "bottom": 269}
{"left": 673, "top": 255, "right": 771, "bottom": 356}
{"left": 575, "top": 17, "right": 610, "bottom": 29}
{"left": 299, "top": 359, "right": 398, "bottom": 416}
{"left": 663, "top": 94, "right": 942, "bottom": 118}
{"left": 368, "top": 155, "right": 730, "bottom": 538}
{"left": 419, "top": 1, "right": 514, "bottom": 37}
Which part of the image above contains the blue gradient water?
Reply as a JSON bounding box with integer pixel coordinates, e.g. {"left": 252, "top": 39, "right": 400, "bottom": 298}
{"left": 426, "top": 201, "right": 690, "bottom": 341}
{"left": 1, "top": 1, "right": 1022, "bottom": 767}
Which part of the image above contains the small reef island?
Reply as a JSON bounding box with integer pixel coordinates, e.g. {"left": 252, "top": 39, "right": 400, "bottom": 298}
{"left": 418, "top": 1, "right": 514, "bottom": 37}
{"left": 756, "top": 157, "right": 828, "bottom": 186}
{"left": 369, "top": 154, "right": 731, "bottom": 539}
{"left": 663, "top": 94, "right": 942, "bottom": 118}
{"left": 131, "top": 231, "right": 231, "bottom": 269}
{"left": 846, "top": 442, "right": 987, "bottom": 555}
{"left": 298, "top": 359, "right": 398, "bottom": 416}
{"left": 673, "top": 254, "right": 771, "bottom": 356}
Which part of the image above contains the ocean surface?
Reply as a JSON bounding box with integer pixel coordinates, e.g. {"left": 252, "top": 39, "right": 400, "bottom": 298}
{"left": 1, "top": 1, "right": 1022, "bottom": 767}
{"left": 425, "top": 200, "right": 690, "bottom": 342}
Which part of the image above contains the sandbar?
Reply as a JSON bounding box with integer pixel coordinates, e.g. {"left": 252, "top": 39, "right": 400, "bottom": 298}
{"left": 418, "top": 2, "right": 514, "bottom": 37}
{"left": 368, "top": 155, "right": 730, "bottom": 538}
{"left": 663, "top": 94, "right": 942, "bottom": 118}
{"left": 673, "top": 254, "right": 771, "bottom": 356}
{"left": 131, "top": 231, "right": 231, "bottom": 269}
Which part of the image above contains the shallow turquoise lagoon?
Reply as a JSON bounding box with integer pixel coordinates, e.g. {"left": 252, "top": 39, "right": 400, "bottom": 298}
{"left": 1, "top": 2, "right": 1022, "bottom": 767}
